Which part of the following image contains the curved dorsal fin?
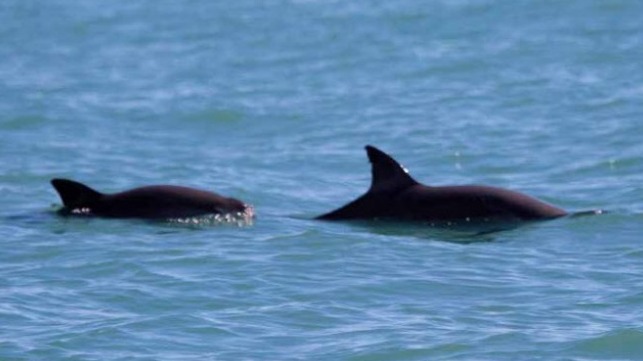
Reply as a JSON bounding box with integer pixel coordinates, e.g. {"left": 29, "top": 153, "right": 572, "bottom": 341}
{"left": 365, "top": 145, "right": 418, "bottom": 192}
{"left": 50, "top": 178, "right": 103, "bottom": 208}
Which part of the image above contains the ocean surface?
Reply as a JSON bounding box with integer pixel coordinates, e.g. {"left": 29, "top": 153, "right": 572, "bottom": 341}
{"left": 2, "top": 1, "right": 643, "bottom": 360}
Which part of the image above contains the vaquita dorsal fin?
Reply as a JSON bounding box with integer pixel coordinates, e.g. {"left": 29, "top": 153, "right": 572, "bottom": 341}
{"left": 365, "top": 145, "right": 418, "bottom": 192}
{"left": 50, "top": 178, "right": 103, "bottom": 208}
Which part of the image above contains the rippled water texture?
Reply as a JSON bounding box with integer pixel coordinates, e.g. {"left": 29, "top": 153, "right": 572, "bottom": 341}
{"left": 2, "top": 0, "right": 643, "bottom": 360}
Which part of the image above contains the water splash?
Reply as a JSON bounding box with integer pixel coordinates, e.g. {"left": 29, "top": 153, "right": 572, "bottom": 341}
{"left": 167, "top": 206, "right": 255, "bottom": 227}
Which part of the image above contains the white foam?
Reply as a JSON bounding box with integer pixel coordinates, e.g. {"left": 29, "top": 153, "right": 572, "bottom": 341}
{"left": 167, "top": 206, "right": 255, "bottom": 227}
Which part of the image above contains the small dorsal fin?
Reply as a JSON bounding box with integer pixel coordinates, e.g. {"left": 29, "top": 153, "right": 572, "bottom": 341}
{"left": 365, "top": 145, "right": 418, "bottom": 192}
{"left": 50, "top": 178, "right": 103, "bottom": 208}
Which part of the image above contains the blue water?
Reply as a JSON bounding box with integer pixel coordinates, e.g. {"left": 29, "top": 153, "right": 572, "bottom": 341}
{"left": 2, "top": 0, "right": 643, "bottom": 359}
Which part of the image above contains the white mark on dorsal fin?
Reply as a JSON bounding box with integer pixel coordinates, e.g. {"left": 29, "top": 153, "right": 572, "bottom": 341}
{"left": 365, "top": 145, "right": 418, "bottom": 192}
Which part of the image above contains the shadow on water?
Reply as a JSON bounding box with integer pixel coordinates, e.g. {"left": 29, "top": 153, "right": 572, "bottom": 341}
{"left": 13, "top": 205, "right": 254, "bottom": 236}
{"left": 336, "top": 219, "right": 527, "bottom": 244}
{"left": 308, "top": 209, "right": 611, "bottom": 244}
{"left": 290, "top": 213, "right": 531, "bottom": 243}
{"left": 9, "top": 206, "right": 613, "bottom": 241}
